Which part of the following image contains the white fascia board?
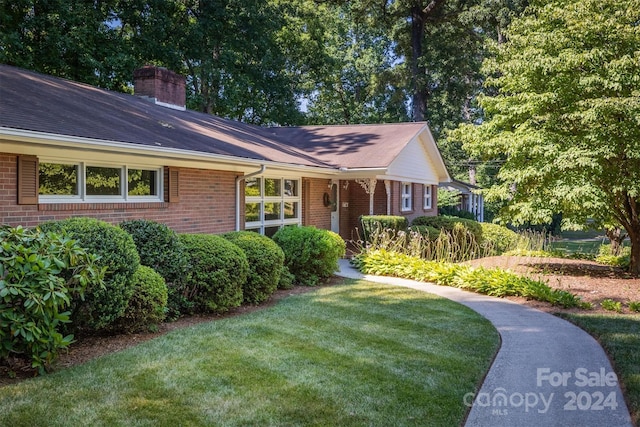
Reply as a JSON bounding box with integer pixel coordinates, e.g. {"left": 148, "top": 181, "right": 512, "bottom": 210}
{"left": 0, "top": 127, "right": 338, "bottom": 176}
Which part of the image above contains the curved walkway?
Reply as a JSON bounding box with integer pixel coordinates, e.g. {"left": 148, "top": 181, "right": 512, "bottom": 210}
{"left": 336, "top": 259, "right": 633, "bottom": 426}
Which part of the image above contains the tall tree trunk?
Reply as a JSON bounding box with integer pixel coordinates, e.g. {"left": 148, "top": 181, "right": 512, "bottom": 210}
{"left": 628, "top": 229, "right": 640, "bottom": 276}
{"left": 410, "top": 4, "right": 426, "bottom": 122}
{"left": 605, "top": 227, "right": 626, "bottom": 256}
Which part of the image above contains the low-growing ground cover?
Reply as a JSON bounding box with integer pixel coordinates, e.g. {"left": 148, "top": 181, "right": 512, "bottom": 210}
{"left": 0, "top": 279, "right": 499, "bottom": 427}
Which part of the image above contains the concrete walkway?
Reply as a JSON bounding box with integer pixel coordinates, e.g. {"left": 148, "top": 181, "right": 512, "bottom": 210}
{"left": 336, "top": 259, "right": 633, "bottom": 426}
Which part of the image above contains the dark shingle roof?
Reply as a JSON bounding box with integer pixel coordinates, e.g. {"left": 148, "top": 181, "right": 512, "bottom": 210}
{"left": 0, "top": 65, "right": 429, "bottom": 170}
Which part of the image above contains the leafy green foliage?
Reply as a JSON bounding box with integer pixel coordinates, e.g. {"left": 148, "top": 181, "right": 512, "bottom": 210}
{"left": 222, "top": 231, "right": 284, "bottom": 304}
{"left": 116, "top": 266, "right": 168, "bottom": 333}
{"left": 596, "top": 244, "right": 631, "bottom": 269}
{"left": 178, "top": 234, "right": 247, "bottom": 313}
{"left": 352, "top": 249, "right": 587, "bottom": 309}
{"left": 453, "top": 0, "right": 640, "bottom": 274}
{"left": 119, "top": 219, "right": 190, "bottom": 286}
{"left": 479, "top": 223, "right": 519, "bottom": 255}
{"left": 600, "top": 299, "right": 622, "bottom": 313}
{"left": 119, "top": 219, "right": 189, "bottom": 320}
{"left": 39, "top": 218, "right": 140, "bottom": 332}
{"left": 628, "top": 302, "right": 640, "bottom": 313}
{"left": 0, "top": 226, "right": 104, "bottom": 373}
{"left": 272, "top": 226, "right": 346, "bottom": 286}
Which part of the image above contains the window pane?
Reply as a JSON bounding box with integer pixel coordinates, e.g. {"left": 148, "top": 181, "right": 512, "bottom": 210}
{"left": 265, "top": 178, "right": 281, "bottom": 197}
{"left": 264, "top": 226, "right": 280, "bottom": 238}
{"left": 39, "top": 163, "right": 78, "bottom": 195}
{"left": 86, "top": 166, "right": 121, "bottom": 196}
{"left": 245, "top": 177, "right": 261, "bottom": 197}
{"left": 128, "top": 169, "right": 157, "bottom": 196}
{"left": 284, "top": 179, "right": 298, "bottom": 196}
{"left": 246, "top": 203, "right": 261, "bottom": 222}
{"left": 284, "top": 202, "right": 298, "bottom": 219}
{"left": 264, "top": 202, "right": 281, "bottom": 221}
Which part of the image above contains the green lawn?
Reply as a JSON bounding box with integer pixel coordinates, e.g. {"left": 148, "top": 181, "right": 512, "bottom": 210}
{"left": 0, "top": 279, "right": 499, "bottom": 427}
{"left": 559, "top": 313, "right": 640, "bottom": 426}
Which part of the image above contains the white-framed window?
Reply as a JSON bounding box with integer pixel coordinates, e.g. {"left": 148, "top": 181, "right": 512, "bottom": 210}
{"left": 38, "top": 160, "right": 163, "bottom": 203}
{"left": 401, "top": 182, "right": 413, "bottom": 212}
{"left": 245, "top": 176, "right": 301, "bottom": 236}
{"left": 423, "top": 185, "right": 432, "bottom": 209}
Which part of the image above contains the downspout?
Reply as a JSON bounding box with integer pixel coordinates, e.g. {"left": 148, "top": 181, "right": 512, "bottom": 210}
{"left": 235, "top": 165, "right": 266, "bottom": 231}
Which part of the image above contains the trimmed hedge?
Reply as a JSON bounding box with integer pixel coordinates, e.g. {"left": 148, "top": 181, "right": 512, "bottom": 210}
{"left": 117, "top": 265, "right": 168, "bottom": 333}
{"left": 119, "top": 219, "right": 189, "bottom": 286}
{"left": 39, "top": 218, "right": 140, "bottom": 332}
{"left": 272, "top": 226, "right": 346, "bottom": 286}
{"left": 179, "top": 234, "right": 248, "bottom": 313}
{"left": 412, "top": 215, "right": 483, "bottom": 241}
{"left": 223, "top": 231, "right": 284, "bottom": 304}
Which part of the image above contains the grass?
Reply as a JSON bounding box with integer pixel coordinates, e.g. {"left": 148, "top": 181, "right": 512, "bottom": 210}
{"left": 558, "top": 313, "right": 640, "bottom": 425}
{"left": 0, "top": 279, "right": 499, "bottom": 427}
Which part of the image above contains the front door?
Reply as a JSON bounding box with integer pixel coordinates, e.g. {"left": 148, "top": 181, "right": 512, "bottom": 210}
{"left": 330, "top": 181, "right": 339, "bottom": 234}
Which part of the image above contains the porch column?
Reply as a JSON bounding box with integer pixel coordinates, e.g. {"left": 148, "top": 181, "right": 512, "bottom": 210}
{"left": 384, "top": 180, "right": 391, "bottom": 215}
{"left": 355, "top": 178, "right": 377, "bottom": 215}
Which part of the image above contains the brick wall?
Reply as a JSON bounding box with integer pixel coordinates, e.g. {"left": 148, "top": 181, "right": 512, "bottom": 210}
{"left": 302, "top": 177, "right": 331, "bottom": 230}
{"left": 1, "top": 153, "right": 236, "bottom": 233}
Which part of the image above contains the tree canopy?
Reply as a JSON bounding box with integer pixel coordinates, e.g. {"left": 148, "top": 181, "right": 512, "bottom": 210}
{"left": 452, "top": 0, "right": 640, "bottom": 273}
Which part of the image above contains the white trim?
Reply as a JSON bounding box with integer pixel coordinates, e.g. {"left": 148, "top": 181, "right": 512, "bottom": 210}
{"left": 401, "top": 182, "right": 412, "bottom": 212}
{"left": 423, "top": 185, "right": 432, "bottom": 209}
{"left": 244, "top": 175, "right": 301, "bottom": 234}
{"left": 38, "top": 159, "right": 163, "bottom": 204}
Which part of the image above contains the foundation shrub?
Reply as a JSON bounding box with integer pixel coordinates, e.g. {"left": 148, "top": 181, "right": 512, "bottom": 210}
{"left": 412, "top": 215, "right": 483, "bottom": 242}
{"left": 119, "top": 219, "right": 189, "bottom": 286}
{"left": 272, "top": 226, "right": 346, "bottom": 286}
{"left": 222, "top": 231, "right": 284, "bottom": 304}
{"left": 179, "top": 234, "right": 247, "bottom": 313}
{"left": 39, "top": 218, "right": 140, "bottom": 332}
{"left": 120, "top": 219, "right": 190, "bottom": 319}
{"left": 0, "top": 226, "right": 103, "bottom": 373}
{"left": 116, "top": 266, "right": 168, "bottom": 333}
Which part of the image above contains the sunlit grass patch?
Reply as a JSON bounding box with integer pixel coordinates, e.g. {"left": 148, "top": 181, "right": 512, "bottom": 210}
{"left": 0, "top": 279, "right": 499, "bottom": 427}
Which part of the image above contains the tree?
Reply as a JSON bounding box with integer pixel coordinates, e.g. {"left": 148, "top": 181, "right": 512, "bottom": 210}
{"left": 453, "top": 0, "right": 640, "bottom": 274}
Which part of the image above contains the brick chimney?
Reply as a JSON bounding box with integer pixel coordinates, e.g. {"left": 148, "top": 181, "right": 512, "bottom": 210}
{"left": 133, "top": 66, "right": 186, "bottom": 111}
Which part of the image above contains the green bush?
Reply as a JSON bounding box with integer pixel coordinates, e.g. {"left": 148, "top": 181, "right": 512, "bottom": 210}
{"left": 412, "top": 215, "right": 483, "bottom": 241}
{"left": 119, "top": 219, "right": 189, "bottom": 286}
{"left": 437, "top": 206, "right": 477, "bottom": 220}
{"left": 601, "top": 299, "right": 622, "bottom": 312}
{"left": 223, "top": 231, "right": 284, "bottom": 304}
{"left": 359, "top": 215, "right": 408, "bottom": 241}
{"left": 117, "top": 266, "right": 168, "bottom": 333}
{"left": 278, "top": 265, "right": 296, "bottom": 290}
{"left": 352, "top": 249, "right": 587, "bottom": 309}
{"left": 273, "top": 226, "right": 346, "bottom": 286}
{"left": 596, "top": 244, "right": 630, "bottom": 269}
{"left": 179, "top": 234, "right": 248, "bottom": 313}
{"left": 479, "top": 223, "right": 519, "bottom": 255}
{"left": 40, "top": 218, "right": 140, "bottom": 332}
{"left": 407, "top": 225, "right": 441, "bottom": 240}
{"left": 0, "top": 226, "right": 103, "bottom": 373}
{"left": 120, "top": 219, "right": 190, "bottom": 319}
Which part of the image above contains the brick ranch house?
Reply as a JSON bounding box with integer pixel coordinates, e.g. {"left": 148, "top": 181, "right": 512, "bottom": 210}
{"left": 0, "top": 64, "right": 451, "bottom": 241}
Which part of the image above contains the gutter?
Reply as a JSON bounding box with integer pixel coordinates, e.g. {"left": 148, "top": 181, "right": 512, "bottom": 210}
{"left": 235, "top": 165, "right": 266, "bottom": 231}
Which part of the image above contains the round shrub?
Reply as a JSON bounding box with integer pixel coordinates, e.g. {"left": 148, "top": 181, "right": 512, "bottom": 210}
{"left": 179, "top": 234, "right": 248, "bottom": 313}
{"left": 408, "top": 225, "right": 441, "bottom": 240}
{"left": 222, "top": 231, "right": 284, "bottom": 304}
{"left": 412, "top": 215, "right": 483, "bottom": 243}
{"left": 272, "top": 226, "right": 346, "bottom": 286}
{"left": 39, "top": 217, "right": 140, "bottom": 332}
{"left": 119, "top": 219, "right": 189, "bottom": 286}
{"left": 479, "top": 223, "right": 519, "bottom": 255}
{"left": 117, "top": 265, "right": 168, "bottom": 333}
